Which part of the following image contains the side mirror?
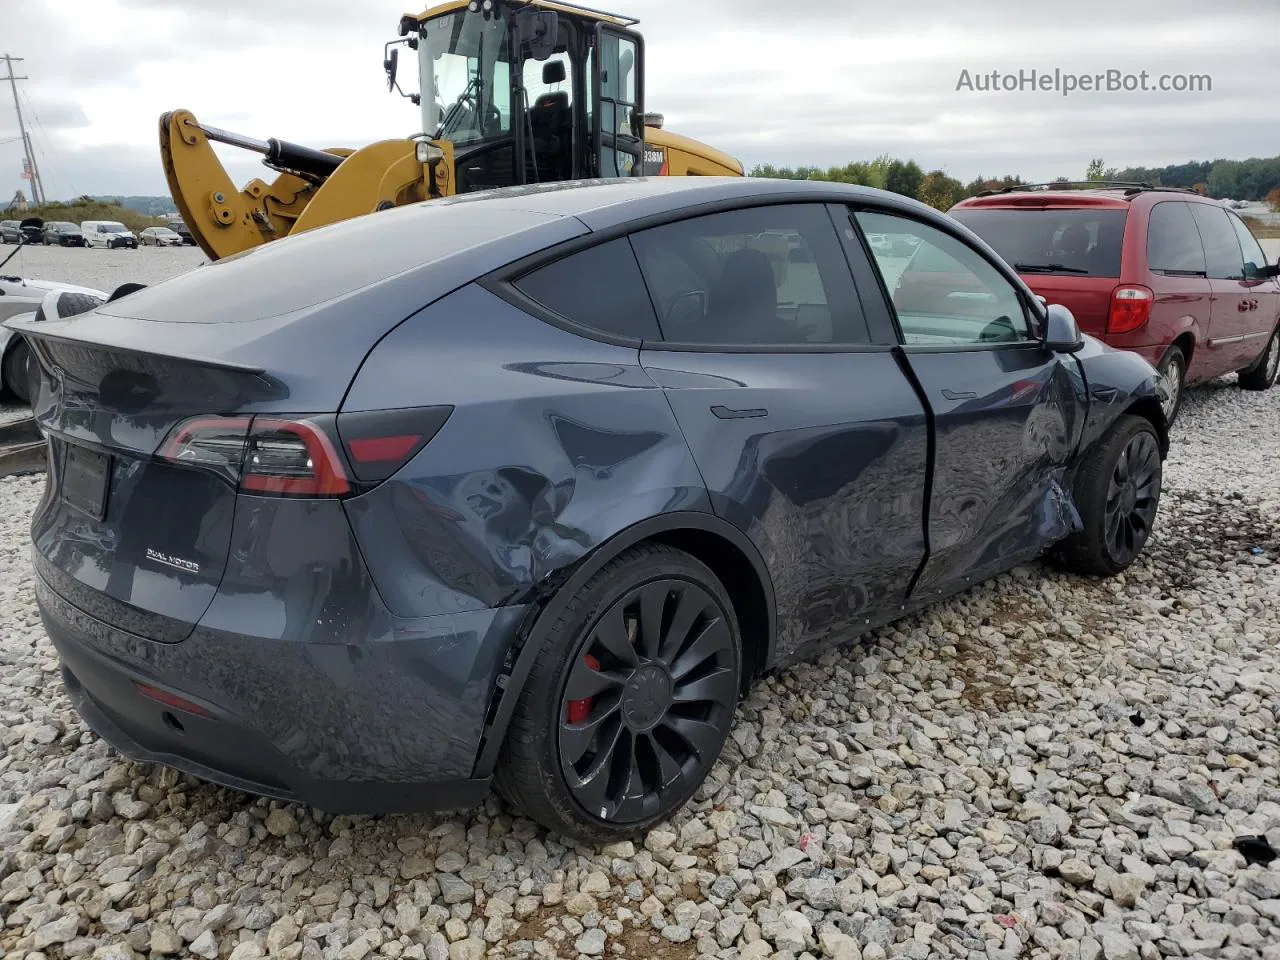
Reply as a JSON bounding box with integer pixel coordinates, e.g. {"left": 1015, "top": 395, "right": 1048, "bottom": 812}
{"left": 516, "top": 10, "right": 558, "bottom": 61}
{"left": 541, "top": 60, "right": 565, "bottom": 85}
{"left": 384, "top": 47, "right": 399, "bottom": 93}
{"left": 1043, "top": 303, "right": 1084, "bottom": 353}
{"left": 1245, "top": 261, "right": 1280, "bottom": 280}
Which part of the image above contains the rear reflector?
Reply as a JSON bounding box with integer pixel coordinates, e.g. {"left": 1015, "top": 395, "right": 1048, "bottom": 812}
{"left": 336, "top": 407, "right": 453, "bottom": 483}
{"left": 133, "top": 681, "right": 211, "bottom": 718}
{"left": 1107, "top": 284, "right": 1154, "bottom": 335}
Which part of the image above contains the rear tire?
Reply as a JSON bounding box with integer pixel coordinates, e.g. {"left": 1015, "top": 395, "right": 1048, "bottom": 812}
{"left": 495, "top": 544, "right": 741, "bottom": 842}
{"left": 1054, "top": 414, "right": 1162, "bottom": 577}
{"left": 1238, "top": 326, "right": 1280, "bottom": 391}
{"left": 1155, "top": 346, "right": 1186, "bottom": 426}
{"left": 3, "top": 339, "right": 32, "bottom": 405}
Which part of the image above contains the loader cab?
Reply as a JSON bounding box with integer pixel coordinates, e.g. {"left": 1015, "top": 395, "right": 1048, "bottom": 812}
{"left": 405, "top": 0, "right": 645, "bottom": 193}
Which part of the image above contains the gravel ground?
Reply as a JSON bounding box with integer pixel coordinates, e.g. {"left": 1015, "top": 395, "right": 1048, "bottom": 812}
{"left": 0, "top": 245, "right": 208, "bottom": 293}
{"left": 0, "top": 250, "right": 1279, "bottom": 960}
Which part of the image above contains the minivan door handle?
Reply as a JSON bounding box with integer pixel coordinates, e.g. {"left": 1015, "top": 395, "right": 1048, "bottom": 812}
{"left": 711, "top": 405, "right": 768, "bottom": 420}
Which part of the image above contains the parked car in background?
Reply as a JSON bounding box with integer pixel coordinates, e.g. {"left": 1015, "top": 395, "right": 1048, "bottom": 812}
{"left": 81, "top": 221, "right": 138, "bottom": 249}
{"left": 12, "top": 178, "right": 1168, "bottom": 841}
{"left": 166, "top": 218, "right": 196, "bottom": 246}
{"left": 950, "top": 184, "right": 1280, "bottom": 423}
{"left": 41, "top": 222, "right": 87, "bottom": 247}
{"left": 0, "top": 220, "right": 21, "bottom": 244}
{"left": 139, "top": 226, "right": 184, "bottom": 247}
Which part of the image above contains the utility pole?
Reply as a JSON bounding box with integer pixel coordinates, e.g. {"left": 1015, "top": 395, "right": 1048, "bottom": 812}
{"left": 1, "top": 55, "right": 45, "bottom": 206}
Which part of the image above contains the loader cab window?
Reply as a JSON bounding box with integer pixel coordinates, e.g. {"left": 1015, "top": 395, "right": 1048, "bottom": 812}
{"left": 419, "top": 9, "right": 512, "bottom": 144}
{"left": 592, "top": 29, "right": 642, "bottom": 177}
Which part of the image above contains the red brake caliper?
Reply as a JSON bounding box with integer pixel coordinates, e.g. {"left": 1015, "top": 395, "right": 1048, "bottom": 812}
{"left": 567, "top": 654, "right": 601, "bottom": 724}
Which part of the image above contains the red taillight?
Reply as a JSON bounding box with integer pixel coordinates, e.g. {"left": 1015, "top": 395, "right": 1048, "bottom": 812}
{"left": 1107, "top": 284, "right": 1154, "bottom": 335}
{"left": 336, "top": 407, "right": 453, "bottom": 483}
{"left": 240, "top": 419, "right": 350, "bottom": 497}
{"left": 160, "top": 416, "right": 350, "bottom": 498}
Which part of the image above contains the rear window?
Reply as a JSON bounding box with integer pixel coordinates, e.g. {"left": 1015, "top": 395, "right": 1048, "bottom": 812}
{"left": 951, "top": 207, "right": 1128, "bottom": 277}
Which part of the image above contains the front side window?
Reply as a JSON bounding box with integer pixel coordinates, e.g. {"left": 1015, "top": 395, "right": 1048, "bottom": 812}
{"left": 418, "top": 10, "right": 512, "bottom": 144}
{"left": 857, "top": 211, "right": 1030, "bottom": 346}
{"left": 630, "top": 204, "right": 869, "bottom": 346}
{"left": 1227, "top": 211, "right": 1270, "bottom": 277}
{"left": 1187, "top": 204, "right": 1244, "bottom": 280}
{"left": 1147, "top": 202, "right": 1207, "bottom": 275}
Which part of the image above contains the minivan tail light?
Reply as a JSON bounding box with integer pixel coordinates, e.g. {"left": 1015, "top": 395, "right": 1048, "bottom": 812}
{"left": 1107, "top": 284, "right": 1154, "bottom": 334}
{"left": 336, "top": 406, "right": 454, "bottom": 483}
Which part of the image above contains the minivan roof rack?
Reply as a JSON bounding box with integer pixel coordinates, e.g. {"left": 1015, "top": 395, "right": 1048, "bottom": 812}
{"left": 975, "top": 181, "right": 1203, "bottom": 198}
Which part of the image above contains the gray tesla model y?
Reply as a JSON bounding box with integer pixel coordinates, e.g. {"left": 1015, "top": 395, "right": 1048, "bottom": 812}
{"left": 9, "top": 177, "right": 1167, "bottom": 841}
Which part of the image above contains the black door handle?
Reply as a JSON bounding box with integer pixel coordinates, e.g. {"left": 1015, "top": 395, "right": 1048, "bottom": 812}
{"left": 941, "top": 389, "right": 977, "bottom": 401}
{"left": 711, "top": 405, "right": 768, "bottom": 419}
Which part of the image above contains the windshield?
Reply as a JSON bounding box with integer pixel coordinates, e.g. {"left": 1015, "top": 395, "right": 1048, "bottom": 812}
{"left": 51, "top": 222, "right": 77, "bottom": 232}
{"left": 418, "top": 9, "right": 511, "bottom": 145}
{"left": 952, "top": 208, "right": 1128, "bottom": 278}
{"left": 102, "top": 223, "right": 129, "bottom": 233}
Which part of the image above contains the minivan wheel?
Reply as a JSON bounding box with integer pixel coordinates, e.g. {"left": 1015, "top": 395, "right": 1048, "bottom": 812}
{"left": 1238, "top": 327, "right": 1280, "bottom": 391}
{"left": 1155, "top": 346, "right": 1185, "bottom": 425}
{"left": 1053, "top": 414, "right": 1162, "bottom": 577}
{"left": 495, "top": 545, "right": 741, "bottom": 842}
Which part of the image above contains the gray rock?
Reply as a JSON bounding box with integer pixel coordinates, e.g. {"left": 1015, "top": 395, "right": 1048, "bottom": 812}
{"left": 35, "top": 914, "right": 81, "bottom": 948}
{"left": 189, "top": 931, "right": 219, "bottom": 959}
{"left": 1058, "top": 859, "right": 1095, "bottom": 886}
{"left": 575, "top": 928, "right": 607, "bottom": 956}
{"left": 1099, "top": 929, "right": 1138, "bottom": 960}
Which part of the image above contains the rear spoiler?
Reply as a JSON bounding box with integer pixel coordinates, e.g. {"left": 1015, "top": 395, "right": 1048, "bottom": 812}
{"left": 5, "top": 304, "right": 267, "bottom": 377}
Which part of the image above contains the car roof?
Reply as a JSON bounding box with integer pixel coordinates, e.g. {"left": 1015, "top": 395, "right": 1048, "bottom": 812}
{"left": 415, "top": 176, "right": 918, "bottom": 229}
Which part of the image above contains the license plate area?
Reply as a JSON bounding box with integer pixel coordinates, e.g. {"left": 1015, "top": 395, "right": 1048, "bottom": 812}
{"left": 62, "top": 444, "right": 111, "bottom": 520}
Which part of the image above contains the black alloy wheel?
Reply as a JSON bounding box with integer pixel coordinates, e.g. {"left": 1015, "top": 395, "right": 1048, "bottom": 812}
{"left": 557, "top": 578, "right": 738, "bottom": 824}
{"left": 1102, "top": 429, "right": 1161, "bottom": 568}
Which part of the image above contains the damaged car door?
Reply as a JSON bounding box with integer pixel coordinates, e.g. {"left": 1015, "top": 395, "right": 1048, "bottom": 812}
{"left": 852, "top": 208, "right": 1086, "bottom": 601}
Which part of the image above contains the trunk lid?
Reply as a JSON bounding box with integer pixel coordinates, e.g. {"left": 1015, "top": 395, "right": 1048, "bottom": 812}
{"left": 22, "top": 339, "right": 270, "bottom": 640}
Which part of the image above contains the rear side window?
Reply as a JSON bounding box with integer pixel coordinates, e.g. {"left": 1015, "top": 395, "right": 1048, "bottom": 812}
{"left": 1147, "top": 202, "right": 1207, "bottom": 275}
{"left": 1187, "top": 204, "right": 1244, "bottom": 280}
{"left": 950, "top": 207, "right": 1127, "bottom": 277}
{"left": 513, "top": 238, "right": 661, "bottom": 340}
{"left": 1227, "top": 212, "right": 1270, "bottom": 276}
{"left": 629, "top": 204, "right": 869, "bottom": 346}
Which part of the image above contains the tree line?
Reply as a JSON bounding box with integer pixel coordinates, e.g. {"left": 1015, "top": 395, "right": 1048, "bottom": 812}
{"left": 750, "top": 155, "right": 1280, "bottom": 212}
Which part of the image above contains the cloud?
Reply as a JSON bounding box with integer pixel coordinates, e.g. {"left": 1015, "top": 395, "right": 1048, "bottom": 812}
{"left": 2, "top": 0, "right": 1277, "bottom": 200}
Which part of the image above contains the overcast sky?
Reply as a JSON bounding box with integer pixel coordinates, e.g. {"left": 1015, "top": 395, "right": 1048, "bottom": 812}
{"left": 2, "top": 0, "right": 1277, "bottom": 202}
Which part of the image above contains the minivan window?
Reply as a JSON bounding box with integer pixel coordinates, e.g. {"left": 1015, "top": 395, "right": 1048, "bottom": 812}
{"left": 1147, "top": 202, "right": 1207, "bottom": 275}
{"left": 950, "top": 208, "right": 1127, "bottom": 278}
{"left": 1187, "top": 204, "right": 1244, "bottom": 280}
{"left": 513, "top": 238, "right": 661, "bottom": 340}
{"left": 629, "top": 204, "right": 869, "bottom": 346}
{"left": 1226, "top": 212, "right": 1270, "bottom": 277}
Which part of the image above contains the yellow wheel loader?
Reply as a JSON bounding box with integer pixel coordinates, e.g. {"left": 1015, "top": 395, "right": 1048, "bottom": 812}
{"left": 161, "top": 0, "right": 743, "bottom": 261}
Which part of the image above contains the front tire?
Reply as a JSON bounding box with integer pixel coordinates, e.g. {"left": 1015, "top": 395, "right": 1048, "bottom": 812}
{"left": 1054, "top": 415, "right": 1162, "bottom": 577}
{"left": 495, "top": 545, "right": 741, "bottom": 842}
{"left": 1238, "top": 326, "right": 1280, "bottom": 391}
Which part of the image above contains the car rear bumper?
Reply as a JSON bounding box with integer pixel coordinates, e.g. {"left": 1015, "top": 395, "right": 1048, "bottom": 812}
{"left": 36, "top": 567, "right": 530, "bottom": 814}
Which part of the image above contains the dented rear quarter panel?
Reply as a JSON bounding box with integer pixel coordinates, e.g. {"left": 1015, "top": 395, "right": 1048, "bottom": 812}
{"left": 341, "top": 283, "right": 711, "bottom": 619}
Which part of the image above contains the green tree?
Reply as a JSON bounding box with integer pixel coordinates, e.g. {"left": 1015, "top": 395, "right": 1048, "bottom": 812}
{"left": 884, "top": 160, "right": 924, "bottom": 198}
{"left": 1086, "top": 158, "right": 1118, "bottom": 181}
{"left": 916, "top": 170, "right": 964, "bottom": 211}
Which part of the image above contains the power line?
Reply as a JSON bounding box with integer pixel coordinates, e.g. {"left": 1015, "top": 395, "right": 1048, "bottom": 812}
{"left": 18, "top": 87, "right": 62, "bottom": 201}
{"left": 1, "top": 54, "right": 46, "bottom": 205}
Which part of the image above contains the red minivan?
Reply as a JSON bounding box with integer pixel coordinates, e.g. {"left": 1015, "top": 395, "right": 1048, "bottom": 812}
{"left": 950, "top": 185, "right": 1280, "bottom": 423}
